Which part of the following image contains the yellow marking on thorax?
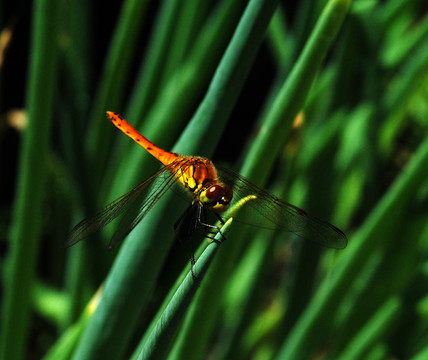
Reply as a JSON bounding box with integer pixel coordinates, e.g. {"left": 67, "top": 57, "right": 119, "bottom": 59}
{"left": 172, "top": 158, "right": 217, "bottom": 195}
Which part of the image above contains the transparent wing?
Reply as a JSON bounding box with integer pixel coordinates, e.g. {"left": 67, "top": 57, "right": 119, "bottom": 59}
{"left": 216, "top": 165, "right": 347, "bottom": 249}
{"left": 65, "top": 160, "right": 191, "bottom": 248}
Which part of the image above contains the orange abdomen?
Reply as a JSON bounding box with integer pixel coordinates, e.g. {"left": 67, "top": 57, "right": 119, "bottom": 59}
{"left": 107, "top": 111, "right": 178, "bottom": 166}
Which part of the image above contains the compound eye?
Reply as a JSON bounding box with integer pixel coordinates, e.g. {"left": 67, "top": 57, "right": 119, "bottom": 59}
{"left": 205, "top": 185, "right": 223, "bottom": 200}
{"left": 223, "top": 185, "right": 233, "bottom": 201}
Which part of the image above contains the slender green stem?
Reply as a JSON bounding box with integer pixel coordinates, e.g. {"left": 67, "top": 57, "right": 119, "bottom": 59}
{"left": 0, "top": 0, "right": 59, "bottom": 358}
{"left": 137, "top": 220, "right": 232, "bottom": 360}
{"left": 86, "top": 0, "right": 150, "bottom": 182}
{"left": 106, "top": 0, "right": 247, "bottom": 199}
{"left": 336, "top": 297, "right": 401, "bottom": 360}
{"left": 276, "top": 135, "right": 428, "bottom": 358}
{"left": 170, "top": 1, "right": 350, "bottom": 359}
{"left": 241, "top": 0, "right": 351, "bottom": 183}
{"left": 126, "top": 0, "right": 182, "bottom": 124}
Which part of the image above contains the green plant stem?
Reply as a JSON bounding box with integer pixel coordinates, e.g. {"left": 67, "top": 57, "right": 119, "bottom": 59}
{"left": 137, "top": 220, "right": 232, "bottom": 360}
{"left": 276, "top": 135, "right": 428, "bottom": 359}
{"left": 411, "top": 345, "right": 428, "bottom": 360}
{"left": 125, "top": 0, "right": 182, "bottom": 124}
{"left": 157, "top": 0, "right": 210, "bottom": 88}
{"left": 213, "top": 235, "right": 274, "bottom": 360}
{"left": 170, "top": 1, "right": 350, "bottom": 359}
{"left": 336, "top": 297, "right": 400, "bottom": 360}
{"left": 42, "top": 289, "right": 102, "bottom": 360}
{"left": 70, "top": 0, "right": 274, "bottom": 358}
{"left": 174, "top": 0, "right": 280, "bottom": 156}
{"left": 106, "top": 0, "right": 247, "bottom": 200}
{"left": 0, "top": 0, "right": 59, "bottom": 359}
{"left": 267, "top": 8, "right": 292, "bottom": 69}
{"left": 86, "top": 0, "right": 150, "bottom": 182}
{"left": 241, "top": 0, "right": 351, "bottom": 183}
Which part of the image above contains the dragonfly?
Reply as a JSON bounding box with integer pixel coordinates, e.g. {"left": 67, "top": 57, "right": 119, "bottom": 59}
{"left": 66, "top": 112, "right": 347, "bottom": 260}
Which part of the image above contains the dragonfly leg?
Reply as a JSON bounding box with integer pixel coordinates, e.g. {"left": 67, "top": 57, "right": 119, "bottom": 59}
{"left": 190, "top": 256, "right": 197, "bottom": 280}
{"left": 214, "top": 212, "right": 226, "bottom": 225}
{"left": 197, "top": 208, "right": 226, "bottom": 244}
{"left": 174, "top": 204, "right": 199, "bottom": 279}
{"left": 173, "top": 205, "right": 226, "bottom": 279}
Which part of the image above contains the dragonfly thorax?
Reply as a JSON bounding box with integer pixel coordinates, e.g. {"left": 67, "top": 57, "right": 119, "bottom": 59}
{"left": 199, "top": 183, "right": 233, "bottom": 212}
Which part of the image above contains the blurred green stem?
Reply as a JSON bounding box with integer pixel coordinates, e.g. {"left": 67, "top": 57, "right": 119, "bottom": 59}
{"left": 126, "top": 0, "right": 181, "bottom": 124}
{"left": 276, "top": 136, "right": 428, "bottom": 359}
{"left": 86, "top": 0, "right": 150, "bottom": 182}
{"left": 0, "top": 0, "right": 59, "bottom": 359}
{"left": 241, "top": 0, "right": 351, "bottom": 183}
{"left": 336, "top": 297, "right": 400, "bottom": 360}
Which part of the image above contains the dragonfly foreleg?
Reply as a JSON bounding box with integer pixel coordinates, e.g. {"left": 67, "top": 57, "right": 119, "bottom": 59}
{"left": 196, "top": 207, "right": 227, "bottom": 244}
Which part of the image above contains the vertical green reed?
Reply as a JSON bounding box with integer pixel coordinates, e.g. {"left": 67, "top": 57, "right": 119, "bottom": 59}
{"left": 0, "top": 0, "right": 59, "bottom": 359}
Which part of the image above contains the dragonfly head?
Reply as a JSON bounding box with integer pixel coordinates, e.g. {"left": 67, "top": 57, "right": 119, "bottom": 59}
{"left": 200, "top": 184, "right": 233, "bottom": 212}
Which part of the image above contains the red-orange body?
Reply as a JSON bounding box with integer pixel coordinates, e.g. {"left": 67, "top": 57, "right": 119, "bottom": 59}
{"left": 108, "top": 111, "right": 232, "bottom": 212}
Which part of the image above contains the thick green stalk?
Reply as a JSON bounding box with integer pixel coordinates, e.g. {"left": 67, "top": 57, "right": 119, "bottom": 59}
{"left": 137, "top": 220, "right": 232, "bottom": 360}
{"left": 0, "top": 0, "right": 59, "bottom": 358}
{"left": 175, "top": 0, "right": 280, "bottom": 156}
